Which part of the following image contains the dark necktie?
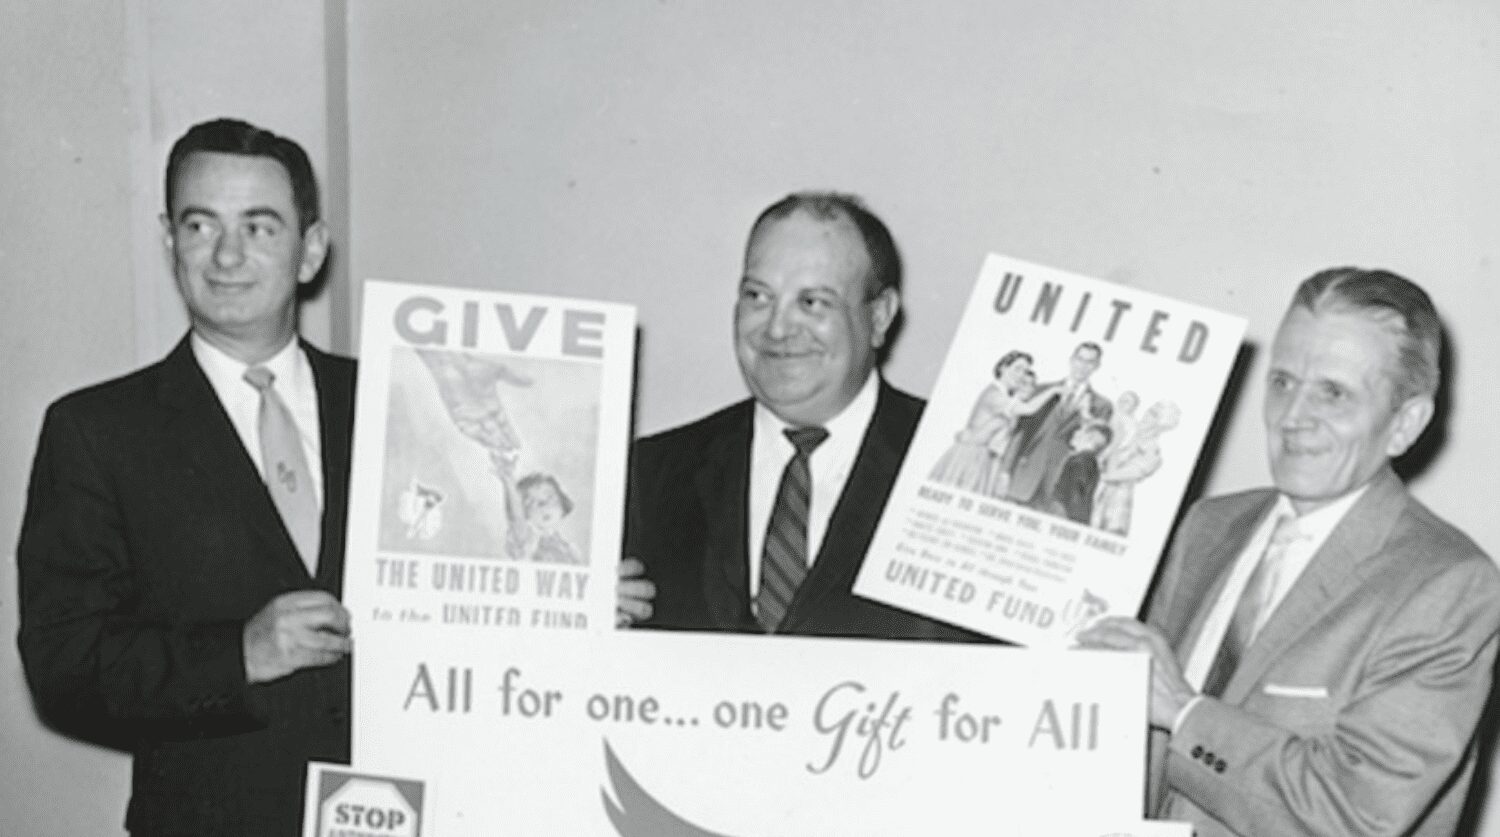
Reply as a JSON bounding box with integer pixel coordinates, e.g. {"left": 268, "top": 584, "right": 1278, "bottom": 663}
{"left": 1200, "top": 514, "right": 1300, "bottom": 697}
{"left": 756, "top": 426, "right": 829, "bottom": 633}
{"left": 244, "top": 366, "right": 321, "bottom": 573}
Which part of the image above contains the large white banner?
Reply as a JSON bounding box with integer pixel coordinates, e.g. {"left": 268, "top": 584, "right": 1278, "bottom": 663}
{"left": 856, "top": 254, "right": 1246, "bottom": 646}
{"left": 317, "top": 635, "right": 1152, "bottom": 835}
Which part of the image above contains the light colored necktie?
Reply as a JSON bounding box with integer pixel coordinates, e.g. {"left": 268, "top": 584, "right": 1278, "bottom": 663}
{"left": 1200, "top": 514, "right": 1301, "bottom": 697}
{"left": 756, "top": 426, "right": 829, "bottom": 633}
{"left": 244, "top": 366, "right": 321, "bottom": 573}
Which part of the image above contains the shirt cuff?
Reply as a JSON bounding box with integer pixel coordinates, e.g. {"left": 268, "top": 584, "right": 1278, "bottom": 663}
{"left": 1172, "top": 694, "right": 1205, "bottom": 734}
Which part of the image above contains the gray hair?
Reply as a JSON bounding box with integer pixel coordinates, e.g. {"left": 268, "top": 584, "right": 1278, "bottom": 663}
{"left": 1289, "top": 267, "right": 1442, "bottom": 404}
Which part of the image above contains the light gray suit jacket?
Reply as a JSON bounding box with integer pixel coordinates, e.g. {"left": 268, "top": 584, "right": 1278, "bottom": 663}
{"left": 1145, "top": 466, "right": 1500, "bottom": 836}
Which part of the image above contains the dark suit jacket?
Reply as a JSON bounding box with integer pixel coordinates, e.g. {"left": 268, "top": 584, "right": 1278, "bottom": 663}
{"left": 17, "top": 335, "right": 355, "bottom": 837}
{"left": 1005, "top": 381, "right": 1095, "bottom": 506}
{"left": 627, "top": 380, "right": 985, "bottom": 641}
{"left": 1143, "top": 467, "right": 1500, "bottom": 836}
{"left": 1048, "top": 451, "right": 1099, "bottom": 524}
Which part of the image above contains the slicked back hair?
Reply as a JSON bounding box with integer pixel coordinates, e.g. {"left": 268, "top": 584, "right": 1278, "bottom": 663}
{"left": 165, "top": 118, "right": 321, "bottom": 232}
{"left": 1289, "top": 267, "right": 1442, "bottom": 404}
{"left": 747, "top": 192, "right": 901, "bottom": 300}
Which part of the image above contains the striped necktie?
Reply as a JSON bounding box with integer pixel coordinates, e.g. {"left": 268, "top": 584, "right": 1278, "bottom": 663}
{"left": 244, "top": 365, "right": 321, "bottom": 574}
{"left": 756, "top": 426, "right": 829, "bottom": 633}
{"left": 1200, "top": 514, "right": 1301, "bottom": 697}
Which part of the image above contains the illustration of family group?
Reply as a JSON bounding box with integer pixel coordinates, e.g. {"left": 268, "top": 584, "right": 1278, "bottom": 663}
{"left": 929, "top": 341, "right": 1180, "bottom": 535}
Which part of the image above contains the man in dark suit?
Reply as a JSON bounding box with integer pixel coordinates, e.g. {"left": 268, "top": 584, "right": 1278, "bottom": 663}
{"left": 1004, "top": 340, "right": 1110, "bottom": 510}
{"left": 17, "top": 118, "right": 354, "bottom": 836}
{"left": 1079, "top": 268, "right": 1500, "bottom": 836}
{"left": 620, "top": 192, "right": 977, "bottom": 640}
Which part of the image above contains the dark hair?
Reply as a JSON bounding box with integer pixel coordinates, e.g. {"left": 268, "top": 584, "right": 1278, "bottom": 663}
{"left": 748, "top": 191, "right": 901, "bottom": 299}
{"left": 993, "top": 350, "right": 1033, "bottom": 379}
{"left": 1290, "top": 267, "right": 1442, "bottom": 403}
{"left": 165, "top": 118, "right": 320, "bottom": 232}
{"left": 1075, "top": 341, "right": 1103, "bottom": 360}
{"left": 517, "top": 473, "right": 573, "bottom": 517}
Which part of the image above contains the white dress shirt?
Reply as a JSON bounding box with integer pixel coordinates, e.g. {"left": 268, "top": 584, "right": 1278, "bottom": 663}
{"left": 746, "top": 374, "right": 880, "bottom": 607}
{"left": 1173, "top": 484, "right": 1369, "bottom": 729}
{"left": 192, "top": 334, "right": 326, "bottom": 508}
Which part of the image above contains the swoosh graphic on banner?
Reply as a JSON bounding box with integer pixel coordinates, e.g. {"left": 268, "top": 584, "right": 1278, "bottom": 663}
{"left": 601, "top": 740, "right": 736, "bottom": 837}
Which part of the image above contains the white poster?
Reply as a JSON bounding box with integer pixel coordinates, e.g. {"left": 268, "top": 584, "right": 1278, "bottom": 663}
{"left": 344, "top": 280, "right": 636, "bottom": 643}
{"left": 856, "top": 254, "right": 1246, "bottom": 646}
{"left": 326, "top": 634, "right": 1150, "bottom": 835}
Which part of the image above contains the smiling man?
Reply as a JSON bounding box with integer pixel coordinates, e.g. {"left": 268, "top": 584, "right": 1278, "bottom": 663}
{"left": 18, "top": 118, "right": 354, "bottom": 836}
{"left": 622, "top": 193, "right": 981, "bottom": 640}
{"left": 1078, "top": 268, "right": 1500, "bottom": 836}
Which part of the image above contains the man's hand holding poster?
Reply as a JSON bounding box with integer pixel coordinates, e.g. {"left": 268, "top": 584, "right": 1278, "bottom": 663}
{"left": 856, "top": 254, "right": 1246, "bottom": 646}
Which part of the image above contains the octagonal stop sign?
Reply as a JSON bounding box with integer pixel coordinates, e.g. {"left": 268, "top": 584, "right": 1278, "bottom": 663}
{"left": 319, "top": 776, "right": 419, "bottom": 837}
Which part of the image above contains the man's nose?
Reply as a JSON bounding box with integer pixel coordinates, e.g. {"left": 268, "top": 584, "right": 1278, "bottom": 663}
{"left": 1274, "top": 387, "right": 1316, "bottom": 429}
{"left": 213, "top": 228, "right": 246, "bottom": 268}
{"left": 764, "top": 300, "right": 800, "bottom": 339}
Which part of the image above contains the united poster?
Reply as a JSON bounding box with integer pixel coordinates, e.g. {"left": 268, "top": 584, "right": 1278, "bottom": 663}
{"left": 856, "top": 253, "right": 1246, "bottom": 646}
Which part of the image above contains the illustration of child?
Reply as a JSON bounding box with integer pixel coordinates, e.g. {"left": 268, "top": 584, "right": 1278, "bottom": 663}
{"left": 496, "top": 452, "right": 584, "bottom": 564}
{"left": 1048, "top": 423, "right": 1112, "bottom": 525}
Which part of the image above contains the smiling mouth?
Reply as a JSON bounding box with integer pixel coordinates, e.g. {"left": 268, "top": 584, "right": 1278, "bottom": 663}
{"left": 1277, "top": 439, "right": 1328, "bottom": 457}
{"left": 204, "top": 277, "right": 256, "bottom": 293}
{"left": 757, "top": 343, "right": 819, "bottom": 359}
{"left": 759, "top": 353, "right": 821, "bottom": 369}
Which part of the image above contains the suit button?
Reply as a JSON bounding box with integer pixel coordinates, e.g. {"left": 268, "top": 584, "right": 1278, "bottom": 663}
{"left": 1214, "top": 759, "right": 1227, "bottom": 773}
{"left": 1191, "top": 745, "right": 1204, "bottom": 758}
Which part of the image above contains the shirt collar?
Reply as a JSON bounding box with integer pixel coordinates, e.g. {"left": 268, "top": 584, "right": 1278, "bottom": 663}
{"left": 753, "top": 372, "right": 880, "bottom": 445}
{"left": 1276, "top": 482, "right": 1371, "bottom": 540}
{"left": 192, "top": 333, "right": 303, "bottom": 393}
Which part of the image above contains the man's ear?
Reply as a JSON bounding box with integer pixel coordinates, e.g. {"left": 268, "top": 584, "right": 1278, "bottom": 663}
{"left": 297, "top": 221, "right": 330, "bottom": 284}
{"left": 159, "top": 213, "right": 174, "bottom": 252}
{"left": 1385, "top": 394, "right": 1435, "bottom": 458}
{"left": 869, "top": 287, "right": 900, "bottom": 349}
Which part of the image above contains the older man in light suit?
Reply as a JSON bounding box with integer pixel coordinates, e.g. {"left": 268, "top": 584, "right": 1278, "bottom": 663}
{"left": 1080, "top": 267, "right": 1500, "bottom": 836}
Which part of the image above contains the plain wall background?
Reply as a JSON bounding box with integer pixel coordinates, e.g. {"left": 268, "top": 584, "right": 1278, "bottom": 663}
{"left": 346, "top": 0, "right": 1498, "bottom": 541}
{"left": 3, "top": 1, "right": 1498, "bottom": 834}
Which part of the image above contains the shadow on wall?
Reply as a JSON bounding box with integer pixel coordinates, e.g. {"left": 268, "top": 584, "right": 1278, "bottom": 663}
{"left": 1137, "top": 341, "right": 1258, "bottom": 616}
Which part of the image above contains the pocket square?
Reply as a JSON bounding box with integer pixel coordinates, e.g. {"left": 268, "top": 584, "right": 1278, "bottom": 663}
{"left": 1262, "top": 683, "right": 1329, "bottom": 699}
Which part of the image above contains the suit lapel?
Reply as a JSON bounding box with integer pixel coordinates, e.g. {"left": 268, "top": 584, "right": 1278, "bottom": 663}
{"left": 155, "top": 336, "right": 310, "bottom": 583}
{"left": 308, "top": 342, "right": 354, "bottom": 593}
{"left": 1166, "top": 496, "right": 1276, "bottom": 656}
{"left": 693, "top": 402, "right": 755, "bottom": 629}
{"left": 1221, "top": 468, "right": 1408, "bottom": 702}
